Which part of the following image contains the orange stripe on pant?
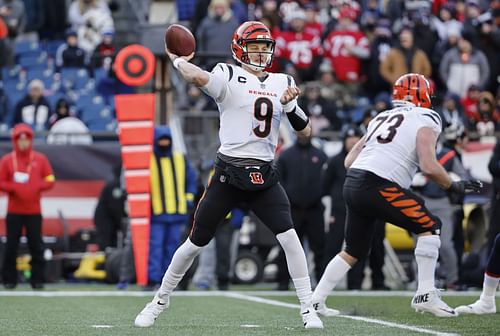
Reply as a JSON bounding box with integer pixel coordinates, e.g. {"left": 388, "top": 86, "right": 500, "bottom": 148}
{"left": 379, "top": 191, "right": 405, "bottom": 202}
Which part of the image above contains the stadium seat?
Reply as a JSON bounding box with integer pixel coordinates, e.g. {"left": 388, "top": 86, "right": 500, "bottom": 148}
{"left": 44, "top": 40, "right": 65, "bottom": 57}
{"left": 61, "top": 68, "right": 90, "bottom": 90}
{"left": 17, "top": 52, "right": 48, "bottom": 68}
{"left": 46, "top": 92, "right": 66, "bottom": 110}
{"left": 1, "top": 66, "right": 22, "bottom": 81}
{"left": 26, "top": 68, "right": 53, "bottom": 82}
{"left": 14, "top": 40, "right": 41, "bottom": 57}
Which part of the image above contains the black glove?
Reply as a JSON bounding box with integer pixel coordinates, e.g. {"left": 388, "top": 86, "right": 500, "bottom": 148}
{"left": 447, "top": 180, "right": 483, "bottom": 204}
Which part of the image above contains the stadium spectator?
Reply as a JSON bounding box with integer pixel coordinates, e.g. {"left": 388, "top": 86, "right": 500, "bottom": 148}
{"left": 38, "top": 0, "right": 68, "bottom": 40}
{"left": 195, "top": 0, "right": 239, "bottom": 70}
{"left": 275, "top": 136, "right": 328, "bottom": 290}
{"left": 439, "top": 34, "right": 489, "bottom": 97}
{"left": 91, "top": 30, "right": 116, "bottom": 68}
{"left": 0, "top": 123, "right": 55, "bottom": 290}
{"left": 94, "top": 163, "right": 126, "bottom": 250}
{"left": 275, "top": 9, "right": 322, "bottom": 83}
{"left": 432, "top": 3, "right": 463, "bottom": 41}
{"left": 48, "top": 98, "right": 76, "bottom": 130}
{"left": 297, "top": 81, "right": 340, "bottom": 133}
{"left": 0, "top": 0, "right": 26, "bottom": 38}
{"left": 0, "top": 16, "right": 7, "bottom": 67}
{"left": 363, "top": 18, "right": 393, "bottom": 98}
{"left": 68, "top": 0, "right": 113, "bottom": 32}
{"left": 379, "top": 27, "right": 432, "bottom": 86}
{"left": 461, "top": 84, "right": 481, "bottom": 128}
{"left": 438, "top": 92, "right": 466, "bottom": 131}
{"left": 323, "top": 6, "right": 369, "bottom": 92}
{"left": 147, "top": 126, "right": 198, "bottom": 289}
{"left": 475, "top": 91, "right": 499, "bottom": 136}
{"left": 0, "top": 84, "right": 8, "bottom": 130}
{"left": 462, "top": 0, "right": 482, "bottom": 41}
{"left": 431, "top": 22, "right": 461, "bottom": 90}
{"left": 303, "top": 3, "right": 324, "bottom": 39}
{"left": 476, "top": 12, "right": 500, "bottom": 93}
{"left": 55, "top": 29, "right": 88, "bottom": 72}
{"left": 12, "top": 79, "right": 52, "bottom": 131}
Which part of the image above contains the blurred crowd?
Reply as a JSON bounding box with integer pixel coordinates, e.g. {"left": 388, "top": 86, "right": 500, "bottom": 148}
{"left": 179, "top": 0, "right": 500, "bottom": 139}
{"left": 0, "top": 0, "right": 126, "bottom": 133}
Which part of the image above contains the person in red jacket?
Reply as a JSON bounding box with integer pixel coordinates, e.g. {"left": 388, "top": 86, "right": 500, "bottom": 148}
{"left": 0, "top": 123, "right": 55, "bottom": 289}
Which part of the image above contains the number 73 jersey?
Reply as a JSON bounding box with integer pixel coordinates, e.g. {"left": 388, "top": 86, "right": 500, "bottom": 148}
{"left": 201, "top": 63, "right": 293, "bottom": 162}
{"left": 351, "top": 103, "right": 442, "bottom": 189}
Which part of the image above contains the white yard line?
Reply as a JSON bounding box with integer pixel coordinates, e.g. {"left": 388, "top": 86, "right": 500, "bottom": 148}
{"left": 224, "top": 292, "right": 460, "bottom": 336}
{"left": 0, "top": 290, "right": 488, "bottom": 297}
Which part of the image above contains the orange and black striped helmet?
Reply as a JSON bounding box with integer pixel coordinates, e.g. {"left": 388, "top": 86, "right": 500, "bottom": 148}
{"left": 392, "top": 73, "right": 433, "bottom": 108}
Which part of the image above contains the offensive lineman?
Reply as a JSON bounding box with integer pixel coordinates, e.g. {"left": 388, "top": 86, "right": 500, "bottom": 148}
{"left": 135, "top": 21, "right": 323, "bottom": 329}
{"left": 311, "top": 73, "right": 483, "bottom": 318}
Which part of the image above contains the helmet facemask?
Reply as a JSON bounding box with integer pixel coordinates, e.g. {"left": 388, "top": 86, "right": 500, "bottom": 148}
{"left": 238, "top": 40, "right": 275, "bottom": 71}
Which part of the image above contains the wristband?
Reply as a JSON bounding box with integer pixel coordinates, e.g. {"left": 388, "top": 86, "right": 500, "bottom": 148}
{"left": 282, "top": 100, "right": 297, "bottom": 113}
{"left": 173, "top": 57, "right": 187, "bottom": 69}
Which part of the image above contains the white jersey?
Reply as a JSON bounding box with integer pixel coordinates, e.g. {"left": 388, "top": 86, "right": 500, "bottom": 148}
{"left": 351, "top": 102, "right": 442, "bottom": 188}
{"left": 201, "top": 63, "right": 294, "bottom": 162}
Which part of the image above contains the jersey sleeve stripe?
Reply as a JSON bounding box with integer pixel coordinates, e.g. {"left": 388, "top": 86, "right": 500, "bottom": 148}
{"left": 226, "top": 64, "right": 234, "bottom": 82}
{"left": 423, "top": 113, "right": 440, "bottom": 126}
{"left": 287, "top": 75, "right": 292, "bottom": 86}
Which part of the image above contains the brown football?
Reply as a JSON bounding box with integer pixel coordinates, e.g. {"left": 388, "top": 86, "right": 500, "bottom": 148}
{"left": 164, "top": 24, "right": 196, "bottom": 57}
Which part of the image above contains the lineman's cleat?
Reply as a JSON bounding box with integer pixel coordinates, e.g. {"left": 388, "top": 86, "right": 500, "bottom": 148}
{"left": 411, "top": 289, "right": 457, "bottom": 317}
{"left": 301, "top": 307, "right": 324, "bottom": 329}
{"left": 455, "top": 299, "right": 496, "bottom": 315}
{"left": 134, "top": 296, "right": 170, "bottom": 327}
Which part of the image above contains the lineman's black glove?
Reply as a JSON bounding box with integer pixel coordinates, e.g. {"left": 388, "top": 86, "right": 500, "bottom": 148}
{"left": 447, "top": 180, "right": 483, "bottom": 204}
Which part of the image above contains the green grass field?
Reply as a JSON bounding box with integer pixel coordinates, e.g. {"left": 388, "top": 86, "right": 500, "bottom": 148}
{"left": 0, "top": 287, "right": 498, "bottom": 336}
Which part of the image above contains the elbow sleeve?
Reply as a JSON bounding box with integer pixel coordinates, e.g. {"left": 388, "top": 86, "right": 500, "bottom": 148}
{"left": 286, "top": 106, "right": 309, "bottom": 131}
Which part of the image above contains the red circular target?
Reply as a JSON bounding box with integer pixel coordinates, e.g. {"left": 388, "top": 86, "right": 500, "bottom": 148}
{"left": 115, "top": 44, "right": 155, "bottom": 86}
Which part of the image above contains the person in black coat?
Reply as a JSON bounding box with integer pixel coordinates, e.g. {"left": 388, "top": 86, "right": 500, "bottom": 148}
{"left": 94, "top": 164, "right": 127, "bottom": 251}
{"left": 275, "top": 136, "right": 328, "bottom": 290}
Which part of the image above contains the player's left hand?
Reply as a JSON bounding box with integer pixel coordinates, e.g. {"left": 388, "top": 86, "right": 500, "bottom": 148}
{"left": 280, "top": 86, "right": 301, "bottom": 105}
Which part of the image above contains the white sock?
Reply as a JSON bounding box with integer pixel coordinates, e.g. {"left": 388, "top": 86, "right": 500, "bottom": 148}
{"left": 312, "top": 254, "right": 351, "bottom": 303}
{"left": 480, "top": 273, "right": 500, "bottom": 302}
{"left": 414, "top": 235, "right": 440, "bottom": 293}
{"left": 157, "top": 238, "right": 202, "bottom": 299}
{"left": 276, "top": 229, "right": 312, "bottom": 308}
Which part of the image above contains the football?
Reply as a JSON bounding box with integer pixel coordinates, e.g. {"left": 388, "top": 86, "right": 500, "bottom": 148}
{"left": 164, "top": 24, "right": 196, "bottom": 57}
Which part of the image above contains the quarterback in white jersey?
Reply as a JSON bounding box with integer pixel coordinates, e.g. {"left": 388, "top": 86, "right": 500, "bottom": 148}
{"left": 311, "top": 74, "right": 482, "bottom": 320}
{"left": 202, "top": 62, "right": 301, "bottom": 161}
{"left": 135, "top": 21, "right": 324, "bottom": 330}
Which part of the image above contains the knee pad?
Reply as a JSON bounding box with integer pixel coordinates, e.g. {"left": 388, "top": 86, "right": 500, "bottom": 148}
{"left": 414, "top": 235, "right": 440, "bottom": 259}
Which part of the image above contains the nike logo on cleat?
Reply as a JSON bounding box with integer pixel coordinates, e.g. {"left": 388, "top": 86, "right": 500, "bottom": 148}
{"left": 439, "top": 308, "right": 455, "bottom": 315}
{"left": 157, "top": 301, "right": 166, "bottom": 306}
{"left": 413, "top": 293, "right": 429, "bottom": 304}
{"left": 302, "top": 310, "right": 310, "bottom": 315}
